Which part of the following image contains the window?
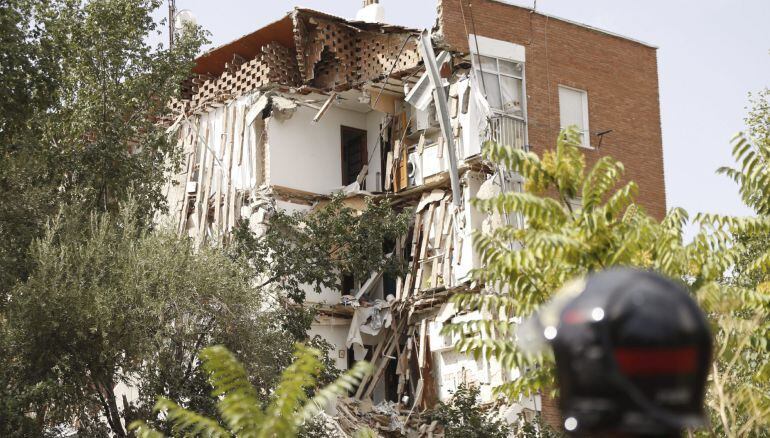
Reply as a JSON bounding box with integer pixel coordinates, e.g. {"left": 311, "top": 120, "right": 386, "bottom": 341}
{"left": 473, "top": 54, "right": 524, "bottom": 118}
{"left": 558, "top": 86, "right": 591, "bottom": 148}
{"left": 341, "top": 126, "right": 367, "bottom": 186}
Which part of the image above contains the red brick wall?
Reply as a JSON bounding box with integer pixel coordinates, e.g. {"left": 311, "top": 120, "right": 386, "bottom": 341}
{"left": 539, "top": 391, "right": 563, "bottom": 431}
{"left": 438, "top": 0, "right": 667, "bottom": 219}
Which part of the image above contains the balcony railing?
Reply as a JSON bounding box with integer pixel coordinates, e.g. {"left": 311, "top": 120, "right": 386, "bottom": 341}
{"left": 489, "top": 114, "right": 527, "bottom": 151}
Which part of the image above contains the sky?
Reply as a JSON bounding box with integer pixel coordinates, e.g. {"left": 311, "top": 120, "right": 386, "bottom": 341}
{"left": 160, "top": 0, "right": 770, "bottom": 224}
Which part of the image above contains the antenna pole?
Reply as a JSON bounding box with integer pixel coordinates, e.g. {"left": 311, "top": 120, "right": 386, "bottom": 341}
{"left": 168, "top": 0, "right": 176, "bottom": 47}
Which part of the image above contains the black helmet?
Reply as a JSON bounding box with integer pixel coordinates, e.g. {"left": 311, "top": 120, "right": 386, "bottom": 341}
{"left": 537, "top": 268, "right": 712, "bottom": 436}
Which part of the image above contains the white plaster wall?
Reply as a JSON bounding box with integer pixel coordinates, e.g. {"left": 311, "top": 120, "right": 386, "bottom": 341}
{"left": 303, "top": 283, "right": 341, "bottom": 307}
{"left": 458, "top": 76, "right": 484, "bottom": 159}
{"left": 434, "top": 349, "right": 493, "bottom": 401}
{"left": 310, "top": 318, "right": 351, "bottom": 371}
{"left": 267, "top": 105, "right": 368, "bottom": 194}
{"left": 430, "top": 310, "right": 500, "bottom": 402}
{"left": 453, "top": 172, "right": 487, "bottom": 282}
{"left": 365, "top": 111, "right": 386, "bottom": 192}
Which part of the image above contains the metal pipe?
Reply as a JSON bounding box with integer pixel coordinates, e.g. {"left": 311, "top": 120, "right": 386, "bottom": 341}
{"left": 168, "top": 0, "right": 175, "bottom": 47}
{"left": 417, "top": 30, "right": 462, "bottom": 208}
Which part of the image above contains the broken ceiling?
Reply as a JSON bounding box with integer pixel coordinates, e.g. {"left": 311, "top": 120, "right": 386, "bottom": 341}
{"left": 172, "top": 8, "right": 422, "bottom": 116}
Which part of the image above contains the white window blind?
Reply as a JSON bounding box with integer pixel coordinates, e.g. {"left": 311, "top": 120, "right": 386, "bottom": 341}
{"left": 558, "top": 86, "right": 590, "bottom": 147}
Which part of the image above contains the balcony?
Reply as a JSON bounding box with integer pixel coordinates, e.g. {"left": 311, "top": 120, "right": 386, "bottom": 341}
{"left": 489, "top": 114, "right": 527, "bottom": 152}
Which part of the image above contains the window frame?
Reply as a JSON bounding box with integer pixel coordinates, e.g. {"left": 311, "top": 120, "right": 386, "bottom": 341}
{"left": 473, "top": 54, "right": 526, "bottom": 120}
{"left": 558, "top": 85, "right": 592, "bottom": 149}
{"left": 340, "top": 125, "right": 368, "bottom": 186}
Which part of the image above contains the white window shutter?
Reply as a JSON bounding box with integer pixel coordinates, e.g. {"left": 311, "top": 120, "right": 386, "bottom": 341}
{"left": 558, "top": 86, "right": 590, "bottom": 147}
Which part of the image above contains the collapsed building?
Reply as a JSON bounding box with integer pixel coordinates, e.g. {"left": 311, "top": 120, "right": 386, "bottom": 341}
{"left": 160, "top": 0, "right": 666, "bottom": 433}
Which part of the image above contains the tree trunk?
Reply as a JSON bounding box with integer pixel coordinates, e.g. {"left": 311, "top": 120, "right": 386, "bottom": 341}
{"left": 96, "top": 380, "right": 126, "bottom": 437}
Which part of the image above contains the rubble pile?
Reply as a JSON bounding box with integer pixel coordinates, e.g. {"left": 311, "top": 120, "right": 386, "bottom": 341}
{"left": 331, "top": 397, "right": 441, "bottom": 437}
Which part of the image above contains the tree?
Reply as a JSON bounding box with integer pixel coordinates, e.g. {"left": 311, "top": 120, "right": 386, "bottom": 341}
{"left": 720, "top": 88, "right": 770, "bottom": 218}
{"left": 424, "top": 384, "right": 510, "bottom": 438}
{"left": 3, "top": 201, "right": 282, "bottom": 436}
{"left": 233, "top": 195, "right": 410, "bottom": 306}
{"left": 709, "top": 88, "right": 770, "bottom": 436}
{"left": 443, "top": 127, "right": 770, "bottom": 435}
{"left": 0, "top": 0, "right": 206, "bottom": 300}
{"left": 130, "top": 344, "right": 372, "bottom": 438}
{"left": 0, "top": 0, "right": 72, "bottom": 298}
{"left": 2, "top": 196, "right": 409, "bottom": 437}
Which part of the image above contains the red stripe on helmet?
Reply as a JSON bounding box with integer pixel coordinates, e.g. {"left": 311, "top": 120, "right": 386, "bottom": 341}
{"left": 613, "top": 347, "right": 698, "bottom": 375}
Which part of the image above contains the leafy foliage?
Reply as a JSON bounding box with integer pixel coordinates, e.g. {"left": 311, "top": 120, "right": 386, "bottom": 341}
{"left": 130, "top": 344, "right": 372, "bottom": 438}
{"left": 3, "top": 200, "right": 286, "bottom": 436}
{"left": 708, "top": 88, "right": 770, "bottom": 436}
{"left": 443, "top": 126, "right": 770, "bottom": 435}
{"left": 0, "top": 1, "right": 390, "bottom": 435}
{"left": 0, "top": 0, "right": 206, "bottom": 299}
{"left": 509, "top": 416, "right": 564, "bottom": 438}
{"left": 424, "top": 384, "right": 510, "bottom": 438}
{"left": 40, "top": 0, "right": 207, "bottom": 215}
{"left": 719, "top": 88, "right": 770, "bottom": 216}
{"left": 0, "top": 0, "right": 72, "bottom": 300}
{"left": 233, "top": 195, "right": 410, "bottom": 303}
{"left": 2, "top": 197, "right": 395, "bottom": 436}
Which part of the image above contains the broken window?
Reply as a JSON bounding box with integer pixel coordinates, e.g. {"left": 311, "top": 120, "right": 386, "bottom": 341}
{"left": 342, "top": 274, "right": 355, "bottom": 296}
{"left": 341, "top": 126, "right": 368, "bottom": 186}
{"left": 473, "top": 54, "right": 524, "bottom": 118}
{"left": 558, "top": 85, "right": 591, "bottom": 147}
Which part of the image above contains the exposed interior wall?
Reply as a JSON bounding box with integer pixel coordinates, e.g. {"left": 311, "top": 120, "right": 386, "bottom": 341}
{"left": 302, "top": 283, "right": 340, "bottom": 307}
{"left": 162, "top": 94, "right": 266, "bottom": 241}
{"left": 267, "top": 105, "right": 368, "bottom": 194}
{"left": 310, "top": 317, "right": 351, "bottom": 370}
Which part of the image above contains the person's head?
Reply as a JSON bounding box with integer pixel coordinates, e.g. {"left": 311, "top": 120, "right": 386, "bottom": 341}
{"left": 531, "top": 268, "right": 712, "bottom": 436}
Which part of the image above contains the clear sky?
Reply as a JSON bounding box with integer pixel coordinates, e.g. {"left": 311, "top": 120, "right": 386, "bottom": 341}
{"left": 162, "top": 0, "right": 770, "bottom": 223}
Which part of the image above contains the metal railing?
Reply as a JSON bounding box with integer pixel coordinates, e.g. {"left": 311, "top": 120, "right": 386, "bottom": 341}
{"left": 489, "top": 114, "right": 527, "bottom": 151}
{"left": 487, "top": 114, "right": 528, "bottom": 231}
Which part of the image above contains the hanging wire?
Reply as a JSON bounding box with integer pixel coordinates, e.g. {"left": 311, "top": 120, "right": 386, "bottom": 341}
{"left": 364, "top": 33, "right": 420, "bottom": 175}
{"left": 466, "top": 1, "right": 488, "bottom": 98}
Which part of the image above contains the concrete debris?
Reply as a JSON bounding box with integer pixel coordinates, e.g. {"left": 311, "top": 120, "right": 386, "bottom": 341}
{"left": 415, "top": 189, "right": 446, "bottom": 213}
{"left": 245, "top": 92, "right": 270, "bottom": 126}
{"left": 330, "top": 397, "right": 435, "bottom": 437}
{"left": 271, "top": 95, "right": 298, "bottom": 110}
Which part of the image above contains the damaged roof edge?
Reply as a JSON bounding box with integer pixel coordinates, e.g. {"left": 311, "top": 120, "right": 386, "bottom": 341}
{"left": 193, "top": 13, "right": 295, "bottom": 76}
{"left": 293, "top": 7, "right": 420, "bottom": 33}
{"left": 488, "top": 0, "right": 658, "bottom": 49}
{"left": 193, "top": 7, "right": 421, "bottom": 77}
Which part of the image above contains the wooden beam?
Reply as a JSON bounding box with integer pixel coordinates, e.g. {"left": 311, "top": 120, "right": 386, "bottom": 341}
{"left": 312, "top": 91, "right": 337, "bottom": 123}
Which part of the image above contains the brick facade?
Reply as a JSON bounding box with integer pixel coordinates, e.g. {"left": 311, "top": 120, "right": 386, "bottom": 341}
{"left": 539, "top": 390, "right": 563, "bottom": 431}
{"left": 438, "top": 0, "right": 667, "bottom": 219}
